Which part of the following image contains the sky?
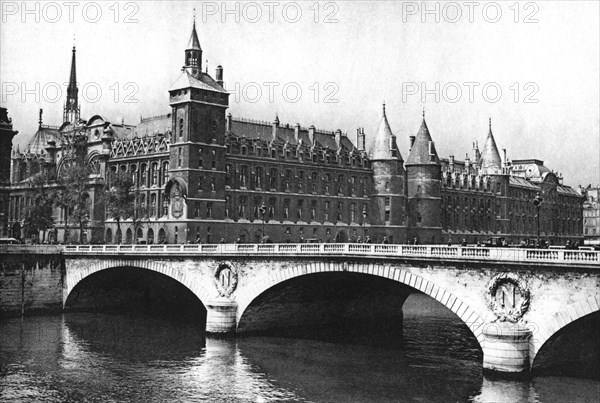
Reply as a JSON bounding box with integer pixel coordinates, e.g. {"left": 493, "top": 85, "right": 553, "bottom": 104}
{"left": 1, "top": 1, "right": 599, "bottom": 187}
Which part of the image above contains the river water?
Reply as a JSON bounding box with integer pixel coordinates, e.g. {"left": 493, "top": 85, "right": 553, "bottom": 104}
{"left": 1, "top": 296, "right": 598, "bottom": 402}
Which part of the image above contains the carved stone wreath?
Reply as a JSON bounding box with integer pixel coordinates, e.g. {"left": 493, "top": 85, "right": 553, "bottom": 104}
{"left": 214, "top": 262, "right": 238, "bottom": 298}
{"left": 486, "top": 272, "right": 530, "bottom": 323}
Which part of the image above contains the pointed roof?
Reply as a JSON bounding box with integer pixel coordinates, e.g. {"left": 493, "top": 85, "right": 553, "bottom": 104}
{"left": 170, "top": 69, "right": 228, "bottom": 93}
{"left": 187, "top": 20, "right": 202, "bottom": 51}
{"left": 66, "top": 46, "right": 78, "bottom": 101}
{"left": 479, "top": 118, "right": 502, "bottom": 172}
{"left": 405, "top": 112, "right": 440, "bottom": 165}
{"left": 369, "top": 103, "right": 402, "bottom": 161}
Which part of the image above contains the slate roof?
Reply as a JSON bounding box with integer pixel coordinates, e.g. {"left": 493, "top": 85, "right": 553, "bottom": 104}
{"left": 170, "top": 70, "right": 227, "bottom": 93}
{"left": 509, "top": 176, "right": 539, "bottom": 190}
{"left": 369, "top": 105, "right": 402, "bottom": 161}
{"left": 187, "top": 21, "right": 202, "bottom": 50}
{"left": 133, "top": 114, "right": 172, "bottom": 138}
{"left": 22, "top": 126, "right": 61, "bottom": 156}
{"left": 479, "top": 121, "right": 502, "bottom": 171}
{"left": 405, "top": 118, "right": 440, "bottom": 165}
{"left": 229, "top": 117, "right": 355, "bottom": 152}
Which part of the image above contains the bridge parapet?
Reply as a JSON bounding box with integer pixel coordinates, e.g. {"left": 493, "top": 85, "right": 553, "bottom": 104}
{"left": 61, "top": 244, "right": 600, "bottom": 267}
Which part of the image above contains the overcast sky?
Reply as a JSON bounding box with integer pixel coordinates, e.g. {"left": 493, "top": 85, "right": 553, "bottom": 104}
{"left": 1, "top": 1, "right": 599, "bottom": 187}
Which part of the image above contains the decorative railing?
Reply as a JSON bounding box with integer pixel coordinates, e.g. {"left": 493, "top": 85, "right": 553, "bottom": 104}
{"left": 59, "top": 244, "right": 600, "bottom": 265}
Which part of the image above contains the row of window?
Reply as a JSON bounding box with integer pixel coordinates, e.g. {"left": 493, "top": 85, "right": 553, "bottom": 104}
{"left": 109, "top": 161, "right": 170, "bottom": 189}
{"left": 226, "top": 138, "right": 370, "bottom": 168}
{"left": 224, "top": 165, "right": 370, "bottom": 197}
{"left": 221, "top": 196, "right": 369, "bottom": 224}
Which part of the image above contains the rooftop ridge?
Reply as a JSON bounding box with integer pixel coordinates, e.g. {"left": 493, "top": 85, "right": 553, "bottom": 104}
{"left": 232, "top": 116, "right": 339, "bottom": 136}
{"left": 140, "top": 113, "right": 171, "bottom": 123}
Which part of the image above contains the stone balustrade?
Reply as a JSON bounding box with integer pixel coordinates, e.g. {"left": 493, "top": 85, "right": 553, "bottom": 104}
{"left": 55, "top": 243, "right": 600, "bottom": 266}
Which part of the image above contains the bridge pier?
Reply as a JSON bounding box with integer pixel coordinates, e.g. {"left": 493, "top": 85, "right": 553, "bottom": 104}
{"left": 481, "top": 323, "right": 532, "bottom": 377}
{"left": 205, "top": 298, "right": 238, "bottom": 334}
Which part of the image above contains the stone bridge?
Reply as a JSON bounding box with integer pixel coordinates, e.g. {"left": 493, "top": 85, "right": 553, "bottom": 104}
{"left": 62, "top": 243, "right": 600, "bottom": 376}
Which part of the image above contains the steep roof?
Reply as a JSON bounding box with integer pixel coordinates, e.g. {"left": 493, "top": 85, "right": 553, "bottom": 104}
{"left": 229, "top": 117, "right": 356, "bottom": 152}
{"left": 170, "top": 70, "right": 227, "bottom": 93}
{"left": 187, "top": 20, "right": 202, "bottom": 51}
{"left": 23, "top": 126, "right": 61, "bottom": 156}
{"left": 133, "top": 114, "right": 172, "bottom": 137}
{"left": 369, "top": 104, "right": 402, "bottom": 161}
{"left": 479, "top": 119, "right": 502, "bottom": 173}
{"left": 405, "top": 115, "right": 440, "bottom": 165}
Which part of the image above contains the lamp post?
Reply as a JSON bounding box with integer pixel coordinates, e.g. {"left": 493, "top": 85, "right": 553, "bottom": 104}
{"left": 533, "top": 193, "right": 543, "bottom": 244}
{"left": 260, "top": 202, "right": 266, "bottom": 242}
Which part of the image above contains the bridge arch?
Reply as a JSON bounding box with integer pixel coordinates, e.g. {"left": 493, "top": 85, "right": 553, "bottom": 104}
{"left": 235, "top": 261, "right": 487, "bottom": 345}
{"left": 530, "top": 296, "right": 600, "bottom": 363}
{"left": 64, "top": 259, "right": 212, "bottom": 308}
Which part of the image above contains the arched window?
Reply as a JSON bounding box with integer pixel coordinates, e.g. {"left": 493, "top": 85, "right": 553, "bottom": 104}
{"left": 162, "top": 161, "right": 169, "bottom": 186}
{"left": 147, "top": 228, "right": 154, "bottom": 244}
{"left": 151, "top": 162, "right": 158, "bottom": 186}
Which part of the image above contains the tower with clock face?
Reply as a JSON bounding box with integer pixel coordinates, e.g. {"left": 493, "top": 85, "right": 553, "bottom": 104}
{"left": 166, "top": 19, "right": 229, "bottom": 241}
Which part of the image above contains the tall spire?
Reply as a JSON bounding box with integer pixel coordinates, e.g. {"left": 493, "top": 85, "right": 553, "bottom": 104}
{"left": 479, "top": 117, "right": 502, "bottom": 173}
{"left": 370, "top": 103, "right": 402, "bottom": 161}
{"left": 63, "top": 45, "right": 80, "bottom": 124}
{"left": 184, "top": 14, "right": 203, "bottom": 78}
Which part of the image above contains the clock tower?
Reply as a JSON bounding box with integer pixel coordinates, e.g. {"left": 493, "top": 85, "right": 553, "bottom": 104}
{"left": 167, "top": 18, "right": 229, "bottom": 242}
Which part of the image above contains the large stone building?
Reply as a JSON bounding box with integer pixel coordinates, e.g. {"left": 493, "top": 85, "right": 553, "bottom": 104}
{"left": 583, "top": 186, "right": 600, "bottom": 244}
{"left": 3, "top": 20, "right": 585, "bottom": 245}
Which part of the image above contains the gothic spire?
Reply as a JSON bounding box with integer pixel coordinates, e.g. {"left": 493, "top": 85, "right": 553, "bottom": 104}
{"left": 63, "top": 45, "right": 80, "bottom": 124}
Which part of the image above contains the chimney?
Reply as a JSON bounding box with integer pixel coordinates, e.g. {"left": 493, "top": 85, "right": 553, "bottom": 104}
{"left": 294, "top": 123, "right": 300, "bottom": 143}
{"left": 473, "top": 141, "right": 481, "bottom": 161}
{"left": 465, "top": 153, "right": 470, "bottom": 170}
{"left": 502, "top": 148, "right": 507, "bottom": 167}
{"left": 216, "top": 65, "right": 224, "bottom": 87}
{"left": 449, "top": 155, "right": 454, "bottom": 168}
{"left": 335, "top": 129, "right": 342, "bottom": 148}
{"left": 272, "top": 115, "right": 280, "bottom": 141}
{"left": 226, "top": 113, "right": 232, "bottom": 132}
{"left": 308, "top": 125, "right": 315, "bottom": 145}
{"left": 409, "top": 134, "right": 416, "bottom": 151}
{"left": 361, "top": 128, "right": 366, "bottom": 151}
{"left": 39, "top": 108, "right": 43, "bottom": 129}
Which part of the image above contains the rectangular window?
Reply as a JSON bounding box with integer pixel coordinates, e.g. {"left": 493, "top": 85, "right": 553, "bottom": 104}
{"left": 206, "top": 202, "right": 213, "bottom": 218}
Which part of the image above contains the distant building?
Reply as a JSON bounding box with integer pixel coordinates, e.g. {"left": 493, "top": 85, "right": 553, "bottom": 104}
{"left": 583, "top": 186, "right": 600, "bottom": 244}
{"left": 3, "top": 19, "right": 585, "bottom": 245}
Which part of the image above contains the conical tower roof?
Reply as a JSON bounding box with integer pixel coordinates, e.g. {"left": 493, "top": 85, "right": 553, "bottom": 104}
{"left": 369, "top": 104, "right": 402, "bottom": 161}
{"left": 187, "top": 20, "right": 202, "bottom": 51}
{"left": 479, "top": 118, "right": 502, "bottom": 173}
{"left": 405, "top": 111, "right": 440, "bottom": 165}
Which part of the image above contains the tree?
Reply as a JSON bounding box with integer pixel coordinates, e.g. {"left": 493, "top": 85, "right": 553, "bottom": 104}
{"left": 132, "top": 190, "right": 151, "bottom": 244}
{"left": 53, "top": 125, "right": 91, "bottom": 244}
{"left": 55, "top": 163, "right": 92, "bottom": 243}
{"left": 104, "top": 171, "right": 135, "bottom": 243}
{"left": 23, "top": 173, "right": 55, "bottom": 242}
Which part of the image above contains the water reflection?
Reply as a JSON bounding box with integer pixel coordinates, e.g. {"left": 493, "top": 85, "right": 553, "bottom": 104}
{"left": 1, "top": 309, "right": 599, "bottom": 402}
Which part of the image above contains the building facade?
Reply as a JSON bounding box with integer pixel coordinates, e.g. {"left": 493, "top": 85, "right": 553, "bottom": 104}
{"left": 3, "top": 20, "right": 585, "bottom": 245}
{"left": 583, "top": 186, "right": 600, "bottom": 244}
